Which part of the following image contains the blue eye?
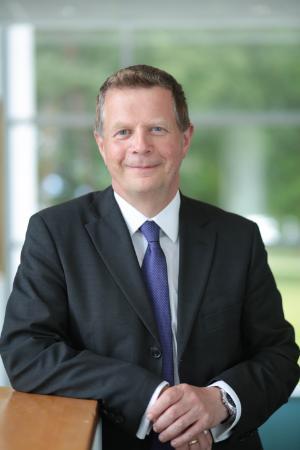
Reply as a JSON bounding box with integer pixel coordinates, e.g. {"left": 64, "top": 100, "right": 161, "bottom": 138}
{"left": 114, "top": 129, "right": 130, "bottom": 138}
{"left": 118, "top": 129, "right": 128, "bottom": 136}
{"left": 152, "top": 126, "right": 167, "bottom": 134}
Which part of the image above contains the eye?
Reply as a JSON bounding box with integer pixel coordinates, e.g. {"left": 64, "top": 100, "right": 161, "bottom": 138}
{"left": 151, "top": 126, "right": 166, "bottom": 134}
{"left": 114, "top": 129, "right": 130, "bottom": 138}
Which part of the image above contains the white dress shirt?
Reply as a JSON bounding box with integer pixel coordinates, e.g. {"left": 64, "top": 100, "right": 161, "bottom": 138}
{"left": 114, "top": 191, "right": 241, "bottom": 442}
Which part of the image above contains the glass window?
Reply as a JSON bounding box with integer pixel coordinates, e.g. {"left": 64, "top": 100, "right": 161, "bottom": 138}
{"left": 38, "top": 126, "right": 109, "bottom": 208}
{"left": 134, "top": 29, "right": 300, "bottom": 111}
{"left": 36, "top": 31, "right": 121, "bottom": 115}
{"left": 35, "top": 28, "right": 300, "bottom": 349}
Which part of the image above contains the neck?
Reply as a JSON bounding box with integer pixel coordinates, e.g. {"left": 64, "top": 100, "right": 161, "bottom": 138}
{"left": 113, "top": 188, "right": 178, "bottom": 218}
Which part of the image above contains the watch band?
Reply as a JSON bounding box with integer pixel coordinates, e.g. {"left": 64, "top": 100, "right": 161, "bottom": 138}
{"left": 219, "top": 388, "right": 237, "bottom": 420}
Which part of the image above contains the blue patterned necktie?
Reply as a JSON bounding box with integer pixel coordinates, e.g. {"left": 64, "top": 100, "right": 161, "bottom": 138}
{"left": 140, "top": 221, "right": 174, "bottom": 449}
{"left": 140, "top": 221, "right": 174, "bottom": 385}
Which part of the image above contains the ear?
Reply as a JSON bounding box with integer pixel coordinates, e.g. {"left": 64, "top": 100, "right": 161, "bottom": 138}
{"left": 182, "top": 124, "right": 194, "bottom": 157}
{"left": 94, "top": 131, "right": 106, "bottom": 164}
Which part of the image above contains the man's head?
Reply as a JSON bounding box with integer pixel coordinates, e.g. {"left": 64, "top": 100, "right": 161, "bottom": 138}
{"left": 95, "top": 64, "right": 191, "bottom": 136}
{"left": 94, "top": 65, "right": 193, "bottom": 216}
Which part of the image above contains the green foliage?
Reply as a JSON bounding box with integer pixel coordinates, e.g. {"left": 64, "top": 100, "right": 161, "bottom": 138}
{"left": 36, "top": 29, "right": 300, "bottom": 223}
{"left": 180, "top": 130, "right": 221, "bottom": 205}
{"left": 265, "top": 128, "right": 300, "bottom": 220}
{"left": 268, "top": 247, "right": 300, "bottom": 347}
{"left": 36, "top": 32, "right": 120, "bottom": 114}
{"left": 35, "top": 29, "right": 300, "bottom": 347}
{"left": 134, "top": 30, "right": 300, "bottom": 110}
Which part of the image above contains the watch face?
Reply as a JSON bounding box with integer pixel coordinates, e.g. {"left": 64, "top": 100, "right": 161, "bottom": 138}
{"left": 220, "top": 388, "right": 237, "bottom": 418}
{"left": 226, "top": 393, "right": 235, "bottom": 407}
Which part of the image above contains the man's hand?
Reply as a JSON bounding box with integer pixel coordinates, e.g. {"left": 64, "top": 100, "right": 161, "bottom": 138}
{"left": 175, "top": 429, "right": 213, "bottom": 450}
{"left": 147, "top": 384, "right": 228, "bottom": 449}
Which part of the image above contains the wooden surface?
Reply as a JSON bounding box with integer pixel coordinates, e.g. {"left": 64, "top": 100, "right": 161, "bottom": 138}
{"left": 0, "top": 387, "right": 98, "bottom": 450}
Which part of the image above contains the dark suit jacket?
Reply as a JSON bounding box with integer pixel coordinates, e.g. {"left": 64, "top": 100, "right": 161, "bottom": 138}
{"left": 1, "top": 187, "right": 299, "bottom": 449}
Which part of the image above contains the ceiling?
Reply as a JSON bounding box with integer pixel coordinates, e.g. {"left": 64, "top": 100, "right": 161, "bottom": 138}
{"left": 0, "top": 0, "right": 300, "bottom": 29}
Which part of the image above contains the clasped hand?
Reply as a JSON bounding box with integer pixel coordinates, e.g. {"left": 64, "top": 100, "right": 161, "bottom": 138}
{"left": 147, "top": 384, "right": 228, "bottom": 449}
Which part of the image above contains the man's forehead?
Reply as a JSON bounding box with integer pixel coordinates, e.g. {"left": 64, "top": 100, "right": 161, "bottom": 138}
{"left": 104, "top": 85, "right": 173, "bottom": 104}
{"left": 102, "top": 86, "right": 177, "bottom": 126}
{"left": 109, "top": 117, "right": 170, "bottom": 130}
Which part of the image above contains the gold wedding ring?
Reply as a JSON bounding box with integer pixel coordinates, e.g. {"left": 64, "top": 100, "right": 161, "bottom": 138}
{"left": 189, "top": 431, "right": 208, "bottom": 446}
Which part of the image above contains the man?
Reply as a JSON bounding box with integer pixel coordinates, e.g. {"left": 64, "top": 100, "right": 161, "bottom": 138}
{"left": 1, "top": 65, "right": 299, "bottom": 450}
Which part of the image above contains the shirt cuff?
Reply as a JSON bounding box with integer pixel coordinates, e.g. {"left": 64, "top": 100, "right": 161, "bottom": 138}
{"left": 136, "top": 381, "right": 169, "bottom": 439}
{"left": 208, "top": 380, "right": 241, "bottom": 442}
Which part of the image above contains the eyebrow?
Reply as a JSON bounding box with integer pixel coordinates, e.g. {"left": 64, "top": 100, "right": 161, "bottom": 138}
{"left": 111, "top": 122, "right": 131, "bottom": 131}
{"left": 111, "top": 119, "right": 169, "bottom": 130}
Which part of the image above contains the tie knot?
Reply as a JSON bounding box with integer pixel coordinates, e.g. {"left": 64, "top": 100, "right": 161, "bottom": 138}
{"left": 140, "top": 221, "right": 160, "bottom": 243}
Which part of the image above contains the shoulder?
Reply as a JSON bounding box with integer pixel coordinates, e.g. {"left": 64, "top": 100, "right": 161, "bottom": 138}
{"left": 180, "top": 194, "right": 265, "bottom": 260}
{"left": 35, "top": 187, "right": 112, "bottom": 222}
{"left": 180, "top": 193, "right": 254, "bottom": 225}
{"left": 27, "top": 187, "right": 115, "bottom": 237}
{"left": 180, "top": 194, "right": 258, "bottom": 236}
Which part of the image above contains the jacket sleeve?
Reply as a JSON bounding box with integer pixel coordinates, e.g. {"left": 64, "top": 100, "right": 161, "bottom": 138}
{"left": 213, "top": 224, "right": 299, "bottom": 437}
{"left": 0, "top": 213, "right": 161, "bottom": 436}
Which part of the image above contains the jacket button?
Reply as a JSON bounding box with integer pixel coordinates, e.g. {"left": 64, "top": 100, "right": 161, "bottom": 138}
{"left": 150, "top": 346, "right": 161, "bottom": 359}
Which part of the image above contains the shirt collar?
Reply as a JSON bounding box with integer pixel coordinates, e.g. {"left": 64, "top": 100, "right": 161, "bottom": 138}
{"left": 114, "top": 191, "right": 180, "bottom": 243}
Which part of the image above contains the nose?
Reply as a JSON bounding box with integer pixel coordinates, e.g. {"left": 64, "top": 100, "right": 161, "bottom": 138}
{"left": 131, "top": 128, "right": 150, "bottom": 153}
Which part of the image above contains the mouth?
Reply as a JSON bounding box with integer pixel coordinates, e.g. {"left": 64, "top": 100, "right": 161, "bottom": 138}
{"left": 126, "top": 163, "right": 160, "bottom": 170}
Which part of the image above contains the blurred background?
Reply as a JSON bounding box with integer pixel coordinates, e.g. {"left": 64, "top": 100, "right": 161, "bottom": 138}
{"left": 0, "top": 0, "right": 299, "bottom": 426}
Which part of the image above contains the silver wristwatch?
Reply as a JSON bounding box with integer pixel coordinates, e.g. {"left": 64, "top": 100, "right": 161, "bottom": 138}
{"left": 219, "top": 388, "right": 237, "bottom": 421}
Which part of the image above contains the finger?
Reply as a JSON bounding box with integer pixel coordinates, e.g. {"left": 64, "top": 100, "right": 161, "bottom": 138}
{"left": 199, "top": 430, "right": 213, "bottom": 449}
{"left": 153, "top": 395, "right": 194, "bottom": 435}
{"left": 170, "top": 421, "right": 208, "bottom": 448}
{"left": 174, "top": 445, "right": 189, "bottom": 450}
{"left": 184, "top": 431, "right": 212, "bottom": 450}
{"left": 157, "top": 406, "right": 199, "bottom": 442}
{"left": 153, "top": 405, "right": 183, "bottom": 435}
{"left": 147, "top": 385, "right": 182, "bottom": 422}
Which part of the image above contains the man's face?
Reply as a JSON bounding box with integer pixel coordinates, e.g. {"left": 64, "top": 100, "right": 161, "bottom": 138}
{"left": 95, "top": 86, "right": 193, "bottom": 205}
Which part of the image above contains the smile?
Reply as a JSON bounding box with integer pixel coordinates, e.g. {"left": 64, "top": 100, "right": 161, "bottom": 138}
{"left": 126, "top": 164, "right": 160, "bottom": 169}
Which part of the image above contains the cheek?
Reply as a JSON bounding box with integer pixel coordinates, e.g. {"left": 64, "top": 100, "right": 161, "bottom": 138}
{"left": 103, "top": 145, "right": 125, "bottom": 166}
{"left": 164, "top": 147, "right": 186, "bottom": 169}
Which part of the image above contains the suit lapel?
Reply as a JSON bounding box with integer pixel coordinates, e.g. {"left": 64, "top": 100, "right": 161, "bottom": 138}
{"left": 84, "top": 189, "right": 216, "bottom": 361}
{"left": 177, "top": 196, "right": 216, "bottom": 361}
{"left": 85, "top": 188, "right": 160, "bottom": 343}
